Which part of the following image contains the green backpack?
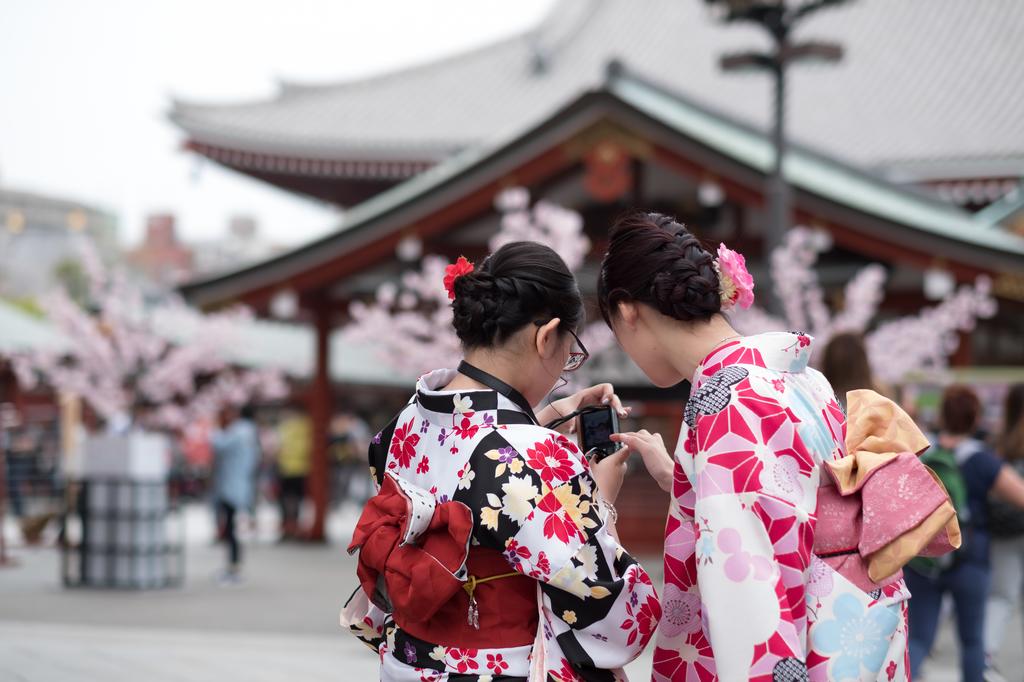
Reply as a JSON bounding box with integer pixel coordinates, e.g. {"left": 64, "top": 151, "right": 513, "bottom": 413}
{"left": 908, "top": 446, "right": 969, "bottom": 577}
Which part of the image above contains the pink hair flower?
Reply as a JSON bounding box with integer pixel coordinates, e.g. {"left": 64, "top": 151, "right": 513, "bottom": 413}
{"left": 715, "top": 243, "right": 755, "bottom": 310}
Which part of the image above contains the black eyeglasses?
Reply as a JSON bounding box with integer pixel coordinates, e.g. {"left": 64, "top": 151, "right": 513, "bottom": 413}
{"left": 534, "top": 320, "right": 589, "bottom": 372}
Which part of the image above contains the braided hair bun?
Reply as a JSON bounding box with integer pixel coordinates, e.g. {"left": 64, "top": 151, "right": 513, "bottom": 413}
{"left": 598, "top": 212, "right": 721, "bottom": 324}
{"left": 451, "top": 242, "right": 583, "bottom": 348}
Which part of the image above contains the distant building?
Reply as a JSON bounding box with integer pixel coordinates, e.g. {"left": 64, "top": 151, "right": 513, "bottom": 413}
{"left": 189, "top": 215, "right": 285, "bottom": 276}
{"left": 125, "top": 214, "right": 285, "bottom": 286}
{"left": 0, "top": 188, "right": 118, "bottom": 298}
{"left": 126, "top": 213, "right": 194, "bottom": 286}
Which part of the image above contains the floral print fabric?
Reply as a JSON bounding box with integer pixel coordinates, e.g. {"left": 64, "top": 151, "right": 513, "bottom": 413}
{"left": 652, "top": 332, "right": 910, "bottom": 682}
{"left": 344, "top": 367, "right": 660, "bottom": 681}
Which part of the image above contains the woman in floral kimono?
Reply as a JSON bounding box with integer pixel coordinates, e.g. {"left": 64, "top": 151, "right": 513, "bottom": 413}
{"left": 343, "top": 241, "right": 661, "bottom": 681}
{"left": 597, "top": 213, "right": 913, "bottom": 681}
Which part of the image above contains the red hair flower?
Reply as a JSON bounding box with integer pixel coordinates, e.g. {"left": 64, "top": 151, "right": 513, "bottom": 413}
{"left": 443, "top": 256, "right": 474, "bottom": 300}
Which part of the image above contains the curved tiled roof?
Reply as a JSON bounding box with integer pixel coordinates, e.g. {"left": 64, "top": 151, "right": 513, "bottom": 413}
{"left": 170, "top": 0, "right": 1024, "bottom": 179}
{"left": 180, "top": 69, "right": 1024, "bottom": 309}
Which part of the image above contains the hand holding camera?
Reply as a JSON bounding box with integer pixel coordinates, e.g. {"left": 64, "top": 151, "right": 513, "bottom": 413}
{"left": 610, "top": 429, "right": 673, "bottom": 493}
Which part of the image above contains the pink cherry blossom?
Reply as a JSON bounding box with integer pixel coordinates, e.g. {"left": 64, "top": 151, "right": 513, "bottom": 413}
{"left": 342, "top": 187, "right": 599, "bottom": 378}
{"left": 9, "top": 237, "right": 287, "bottom": 430}
{"left": 729, "top": 226, "right": 996, "bottom": 383}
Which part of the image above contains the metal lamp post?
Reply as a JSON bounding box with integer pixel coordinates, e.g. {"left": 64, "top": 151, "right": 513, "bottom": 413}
{"left": 705, "top": 0, "right": 845, "bottom": 310}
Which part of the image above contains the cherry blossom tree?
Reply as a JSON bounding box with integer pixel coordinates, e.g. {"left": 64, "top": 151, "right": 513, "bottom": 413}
{"left": 730, "top": 227, "right": 997, "bottom": 382}
{"left": 344, "top": 188, "right": 615, "bottom": 378}
{"left": 9, "top": 239, "right": 287, "bottom": 431}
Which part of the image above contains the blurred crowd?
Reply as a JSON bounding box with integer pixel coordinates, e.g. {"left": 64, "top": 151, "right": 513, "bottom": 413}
{"left": 172, "top": 405, "right": 376, "bottom": 529}
{"left": 822, "top": 333, "right": 1024, "bottom": 682}
{"left": 174, "top": 403, "right": 375, "bottom": 582}
{"left": 0, "top": 407, "right": 61, "bottom": 545}
{"left": 0, "top": 400, "right": 376, "bottom": 555}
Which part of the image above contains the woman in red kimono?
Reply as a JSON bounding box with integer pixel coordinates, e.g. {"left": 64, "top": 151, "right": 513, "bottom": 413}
{"left": 343, "top": 241, "right": 661, "bottom": 681}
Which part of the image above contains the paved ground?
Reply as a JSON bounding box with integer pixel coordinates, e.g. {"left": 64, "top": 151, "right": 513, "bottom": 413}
{"left": 1, "top": 503, "right": 1019, "bottom": 681}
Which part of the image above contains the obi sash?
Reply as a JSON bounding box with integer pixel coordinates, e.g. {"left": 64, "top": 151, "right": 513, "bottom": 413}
{"left": 348, "top": 472, "right": 538, "bottom": 648}
{"left": 813, "top": 389, "right": 962, "bottom": 592}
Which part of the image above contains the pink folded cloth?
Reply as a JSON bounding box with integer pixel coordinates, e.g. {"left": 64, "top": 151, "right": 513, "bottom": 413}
{"left": 813, "top": 390, "right": 961, "bottom": 592}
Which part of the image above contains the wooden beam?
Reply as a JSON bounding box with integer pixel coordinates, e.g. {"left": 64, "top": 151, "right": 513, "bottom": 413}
{"left": 793, "top": 209, "right": 988, "bottom": 282}
{"left": 950, "top": 330, "right": 973, "bottom": 367}
{"left": 651, "top": 146, "right": 764, "bottom": 208}
{"left": 305, "top": 297, "right": 333, "bottom": 542}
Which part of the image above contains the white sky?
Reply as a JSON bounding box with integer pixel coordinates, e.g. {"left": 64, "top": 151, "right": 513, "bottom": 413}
{"left": 0, "top": 0, "right": 554, "bottom": 248}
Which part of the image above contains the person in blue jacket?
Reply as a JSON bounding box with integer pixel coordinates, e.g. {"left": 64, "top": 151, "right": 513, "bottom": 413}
{"left": 211, "top": 404, "right": 260, "bottom": 583}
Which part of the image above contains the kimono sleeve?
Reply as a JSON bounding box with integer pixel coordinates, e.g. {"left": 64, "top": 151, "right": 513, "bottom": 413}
{"left": 685, "top": 367, "right": 817, "bottom": 679}
{"left": 474, "top": 427, "right": 661, "bottom": 677}
{"left": 341, "top": 406, "right": 409, "bottom": 649}
{"left": 367, "top": 408, "right": 405, "bottom": 491}
{"left": 341, "top": 586, "right": 387, "bottom": 652}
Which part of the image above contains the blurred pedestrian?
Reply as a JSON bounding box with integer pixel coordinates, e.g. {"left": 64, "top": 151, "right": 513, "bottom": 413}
{"left": 906, "top": 386, "right": 1024, "bottom": 682}
{"left": 983, "top": 383, "right": 1024, "bottom": 678}
{"left": 180, "top": 418, "right": 214, "bottom": 499}
{"left": 275, "top": 407, "right": 310, "bottom": 541}
{"left": 329, "top": 411, "right": 371, "bottom": 512}
{"left": 255, "top": 414, "right": 280, "bottom": 515}
{"left": 211, "top": 404, "right": 259, "bottom": 583}
{"left": 0, "top": 403, "right": 20, "bottom": 565}
{"left": 821, "top": 331, "right": 886, "bottom": 410}
{"left": 6, "top": 427, "right": 39, "bottom": 518}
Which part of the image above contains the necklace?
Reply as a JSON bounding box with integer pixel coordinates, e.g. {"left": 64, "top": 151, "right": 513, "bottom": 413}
{"left": 684, "top": 334, "right": 743, "bottom": 383}
{"left": 711, "top": 333, "right": 742, "bottom": 352}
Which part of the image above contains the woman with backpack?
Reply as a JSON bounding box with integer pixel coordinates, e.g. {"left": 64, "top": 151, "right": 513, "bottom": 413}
{"left": 905, "top": 385, "right": 1024, "bottom": 682}
{"left": 983, "top": 383, "right": 1024, "bottom": 677}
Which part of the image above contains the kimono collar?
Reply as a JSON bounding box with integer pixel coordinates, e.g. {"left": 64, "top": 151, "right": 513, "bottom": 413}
{"left": 414, "top": 367, "right": 533, "bottom": 424}
{"left": 692, "top": 332, "right": 815, "bottom": 388}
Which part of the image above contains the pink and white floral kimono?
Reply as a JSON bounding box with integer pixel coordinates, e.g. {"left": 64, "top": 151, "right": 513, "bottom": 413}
{"left": 343, "top": 368, "right": 660, "bottom": 681}
{"left": 652, "top": 332, "right": 910, "bottom": 682}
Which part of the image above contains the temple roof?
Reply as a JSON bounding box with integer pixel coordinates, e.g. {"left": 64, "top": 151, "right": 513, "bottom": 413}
{"left": 170, "top": 0, "right": 1024, "bottom": 182}
{"left": 181, "top": 69, "right": 1024, "bottom": 309}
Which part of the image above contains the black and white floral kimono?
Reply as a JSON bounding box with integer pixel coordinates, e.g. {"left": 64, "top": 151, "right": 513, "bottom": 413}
{"left": 342, "top": 368, "right": 660, "bottom": 681}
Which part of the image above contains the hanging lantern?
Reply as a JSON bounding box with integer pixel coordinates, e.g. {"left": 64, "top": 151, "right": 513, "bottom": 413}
{"left": 270, "top": 289, "right": 299, "bottom": 319}
{"left": 5, "top": 210, "right": 25, "bottom": 234}
{"left": 395, "top": 234, "right": 423, "bottom": 262}
{"left": 924, "top": 267, "right": 955, "bottom": 301}
{"left": 67, "top": 209, "right": 88, "bottom": 231}
{"left": 698, "top": 179, "right": 725, "bottom": 207}
{"left": 583, "top": 141, "right": 632, "bottom": 203}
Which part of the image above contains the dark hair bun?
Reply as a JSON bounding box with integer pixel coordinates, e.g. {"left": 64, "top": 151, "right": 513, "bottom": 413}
{"left": 598, "top": 212, "right": 721, "bottom": 324}
{"left": 451, "top": 242, "right": 582, "bottom": 348}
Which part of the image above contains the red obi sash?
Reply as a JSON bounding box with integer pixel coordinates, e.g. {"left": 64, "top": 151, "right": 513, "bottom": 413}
{"left": 401, "top": 547, "right": 537, "bottom": 648}
{"left": 348, "top": 472, "right": 538, "bottom": 648}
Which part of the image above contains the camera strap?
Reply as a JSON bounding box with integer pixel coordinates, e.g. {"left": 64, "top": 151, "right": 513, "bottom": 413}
{"left": 457, "top": 361, "right": 539, "bottom": 426}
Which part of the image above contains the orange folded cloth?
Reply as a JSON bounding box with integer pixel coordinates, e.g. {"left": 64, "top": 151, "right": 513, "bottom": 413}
{"left": 813, "top": 389, "right": 961, "bottom": 592}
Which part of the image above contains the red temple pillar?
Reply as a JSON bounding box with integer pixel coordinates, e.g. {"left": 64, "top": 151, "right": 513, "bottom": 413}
{"left": 950, "top": 329, "right": 974, "bottom": 367}
{"left": 306, "top": 298, "right": 333, "bottom": 542}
